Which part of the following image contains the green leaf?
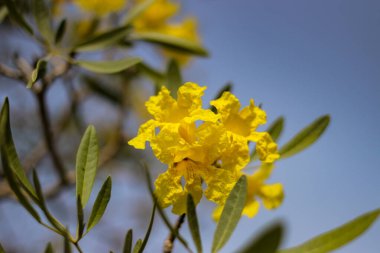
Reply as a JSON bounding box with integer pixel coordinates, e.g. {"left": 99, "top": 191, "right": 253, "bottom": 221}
{"left": 27, "top": 59, "right": 47, "bottom": 89}
{"left": 32, "top": 0, "right": 53, "bottom": 43}
{"left": 122, "top": 0, "right": 155, "bottom": 25}
{"left": 76, "top": 57, "right": 141, "bottom": 74}
{"left": 32, "top": 170, "right": 67, "bottom": 235}
{"left": 64, "top": 236, "right": 72, "bottom": 253}
{"left": 0, "top": 243, "right": 4, "bottom": 253}
{"left": 143, "top": 164, "right": 191, "bottom": 251}
{"left": 132, "top": 239, "right": 142, "bottom": 253}
{"left": 76, "top": 195, "right": 85, "bottom": 239}
{"left": 130, "top": 32, "right": 209, "bottom": 57}
{"left": 187, "top": 194, "right": 202, "bottom": 253}
{"left": 279, "top": 115, "right": 330, "bottom": 159}
{"left": 138, "top": 204, "right": 156, "bottom": 253}
{"left": 166, "top": 59, "right": 182, "bottom": 97}
{"left": 4, "top": 0, "right": 33, "bottom": 35}
{"left": 210, "top": 83, "right": 233, "bottom": 113}
{"left": 211, "top": 175, "right": 247, "bottom": 253}
{"left": 86, "top": 176, "right": 112, "bottom": 233}
{"left": 76, "top": 125, "right": 99, "bottom": 207}
{"left": 123, "top": 229, "right": 133, "bottom": 253}
{"left": 55, "top": 19, "right": 67, "bottom": 44}
{"left": 237, "top": 222, "right": 284, "bottom": 253}
{"left": 0, "top": 6, "right": 9, "bottom": 24}
{"left": 74, "top": 26, "right": 130, "bottom": 52}
{"left": 0, "top": 98, "right": 37, "bottom": 199}
{"left": 251, "top": 116, "right": 285, "bottom": 160}
{"left": 279, "top": 208, "right": 380, "bottom": 253}
{"left": 44, "top": 243, "right": 54, "bottom": 253}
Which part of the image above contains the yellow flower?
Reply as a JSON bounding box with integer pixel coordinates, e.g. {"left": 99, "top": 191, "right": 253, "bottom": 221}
{"left": 213, "top": 163, "right": 284, "bottom": 220}
{"left": 128, "top": 82, "right": 218, "bottom": 149}
{"left": 74, "top": 0, "right": 126, "bottom": 16}
{"left": 210, "top": 91, "right": 280, "bottom": 163}
{"left": 132, "top": 0, "right": 179, "bottom": 31}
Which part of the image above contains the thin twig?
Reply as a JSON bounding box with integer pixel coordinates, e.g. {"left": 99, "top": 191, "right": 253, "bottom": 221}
{"left": 0, "top": 63, "right": 24, "bottom": 81}
{"left": 163, "top": 214, "right": 186, "bottom": 253}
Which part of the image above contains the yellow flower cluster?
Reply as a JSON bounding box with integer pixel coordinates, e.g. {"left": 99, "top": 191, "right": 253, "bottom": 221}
{"left": 132, "top": 0, "right": 201, "bottom": 64}
{"left": 128, "top": 83, "right": 282, "bottom": 218}
{"left": 74, "top": 0, "right": 126, "bottom": 16}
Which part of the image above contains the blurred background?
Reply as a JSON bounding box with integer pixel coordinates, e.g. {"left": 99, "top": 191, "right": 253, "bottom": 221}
{"left": 0, "top": 0, "right": 379, "bottom": 252}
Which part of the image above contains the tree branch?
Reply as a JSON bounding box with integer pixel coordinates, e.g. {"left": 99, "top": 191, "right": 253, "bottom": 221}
{"left": 163, "top": 214, "right": 186, "bottom": 253}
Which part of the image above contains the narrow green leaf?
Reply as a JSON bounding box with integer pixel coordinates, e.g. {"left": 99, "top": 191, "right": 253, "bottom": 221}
{"left": 27, "top": 59, "right": 47, "bottom": 89}
{"left": 166, "top": 59, "right": 182, "bottom": 97}
{"left": 1, "top": 152, "right": 41, "bottom": 222}
{"left": 76, "top": 57, "right": 141, "bottom": 74}
{"left": 279, "top": 115, "right": 330, "bottom": 159}
{"left": 32, "top": 0, "right": 53, "bottom": 42}
{"left": 187, "top": 194, "right": 203, "bottom": 253}
{"left": 44, "top": 243, "right": 54, "bottom": 253}
{"left": 0, "top": 243, "right": 4, "bottom": 253}
{"left": 76, "top": 195, "right": 85, "bottom": 239}
{"left": 251, "top": 116, "right": 285, "bottom": 160}
{"left": 279, "top": 208, "right": 380, "bottom": 253}
{"left": 55, "top": 19, "right": 67, "bottom": 44}
{"left": 4, "top": 0, "right": 34, "bottom": 35}
{"left": 74, "top": 26, "right": 130, "bottom": 52}
{"left": 32, "top": 170, "right": 67, "bottom": 235}
{"left": 86, "top": 177, "right": 112, "bottom": 233}
{"left": 0, "top": 98, "right": 37, "bottom": 199}
{"left": 210, "top": 83, "right": 233, "bottom": 113}
{"left": 212, "top": 176, "right": 247, "bottom": 253}
{"left": 138, "top": 204, "right": 156, "bottom": 253}
{"left": 237, "top": 222, "right": 284, "bottom": 253}
{"left": 76, "top": 125, "right": 99, "bottom": 207}
{"left": 64, "top": 236, "right": 72, "bottom": 253}
{"left": 0, "top": 6, "right": 8, "bottom": 23}
{"left": 123, "top": 0, "right": 154, "bottom": 25}
{"left": 123, "top": 229, "right": 133, "bottom": 253}
{"left": 143, "top": 164, "right": 191, "bottom": 251}
{"left": 130, "top": 32, "right": 209, "bottom": 57}
{"left": 132, "top": 239, "right": 142, "bottom": 253}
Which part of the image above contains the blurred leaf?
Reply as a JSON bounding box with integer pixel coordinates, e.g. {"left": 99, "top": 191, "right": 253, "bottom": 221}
{"left": 86, "top": 177, "right": 112, "bottom": 233}
{"left": 166, "top": 59, "right": 182, "bottom": 97}
{"left": 143, "top": 164, "right": 191, "bottom": 251}
{"left": 0, "top": 243, "right": 4, "bottom": 253}
{"left": 123, "top": 0, "right": 154, "bottom": 25}
{"left": 82, "top": 75, "right": 122, "bottom": 105}
{"left": 32, "top": 170, "right": 67, "bottom": 235}
{"left": 27, "top": 59, "right": 47, "bottom": 88}
{"left": 131, "top": 32, "right": 208, "bottom": 56}
{"left": 0, "top": 98, "right": 37, "bottom": 199}
{"left": 210, "top": 83, "right": 233, "bottom": 113}
{"left": 132, "top": 239, "right": 142, "bottom": 253}
{"left": 64, "top": 236, "right": 72, "bottom": 253}
{"left": 279, "top": 208, "right": 380, "bottom": 253}
{"left": 32, "top": 0, "right": 53, "bottom": 43}
{"left": 76, "top": 57, "right": 141, "bottom": 74}
{"left": 279, "top": 115, "right": 330, "bottom": 159}
{"left": 187, "top": 194, "right": 202, "bottom": 253}
{"left": 0, "top": 6, "right": 8, "bottom": 23}
{"left": 75, "top": 26, "right": 130, "bottom": 52}
{"left": 237, "top": 222, "right": 284, "bottom": 253}
{"left": 76, "top": 125, "right": 99, "bottom": 207}
{"left": 138, "top": 204, "right": 155, "bottom": 253}
{"left": 123, "top": 229, "right": 133, "bottom": 253}
{"left": 137, "top": 62, "right": 165, "bottom": 83}
{"left": 251, "top": 116, "right": 285, "bottom": 160}
{"left": 44, "top": 243, "right": 54, "bottom": 253}
{"left": 4, "top": 0, "right": 34, "bottom": 35}
{"left": 76, "top": 195, "right": 85, "bottom": 239}
{"left": 55, "top": 19, "right": 66, "bottom": 44}
{"left": 212, "top": 176, "right": 247, "bottom": 253}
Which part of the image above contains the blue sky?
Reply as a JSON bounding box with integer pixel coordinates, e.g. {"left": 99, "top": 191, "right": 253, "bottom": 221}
{"left": 180, "top": 0, "right": 380, "bottom": 252}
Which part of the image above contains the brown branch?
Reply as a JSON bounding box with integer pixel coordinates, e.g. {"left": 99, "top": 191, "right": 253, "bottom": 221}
{"left": 0, "top": 63, "right": 24, "bottom": 81}
{"left": 163, "top": 214, "right": 186, "bottom": 253}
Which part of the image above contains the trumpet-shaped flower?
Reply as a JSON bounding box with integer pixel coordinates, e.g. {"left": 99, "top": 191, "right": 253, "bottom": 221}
{"left": 211, "top": 92, "right": 279, "bottom": 163}
{"left": 74, "top": 0, "right": 126, "bottom": 16}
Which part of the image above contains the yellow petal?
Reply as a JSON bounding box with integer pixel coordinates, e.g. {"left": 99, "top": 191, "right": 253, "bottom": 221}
{"left": 128, "top": 119, "right": 158, "bottom": 149}
{"left": 145, "top": 86, "right": 176, "bottom": 121}
{"left": 242, "top": 200, "right": 260, "bottom": 218}
{"left": 212, "top": 205, "right": 224, "bottom": 221}
{"left": 249, "top": 132, "right": 280, "bottom": 163}
{"left": 259, "top": 183, "right": 284, "bottom": 210}
{"left": 177, "top": 82, "right": 206, "bottom": 111}
{"left": 150, "top": 125, "right": 184, "bottom": 164}
{"left": 204, "top": 166, "right": 237, "bottom": 205}
{"left": 154, "top": 168, "right": 183, "bottom": 209}
{"left": 210, "top": 92, "right": 241, "bottom": 121}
